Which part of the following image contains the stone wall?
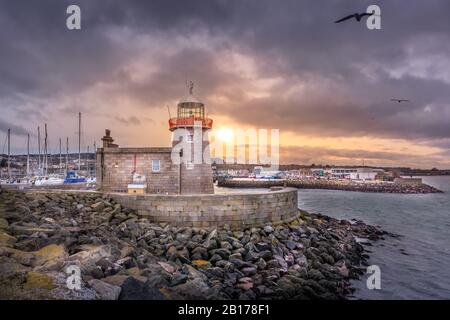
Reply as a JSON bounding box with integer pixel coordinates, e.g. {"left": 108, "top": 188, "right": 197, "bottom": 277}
{"left": 217, "top": 178, "right": 441, "bottom": 194}
{"left": 109, "top": 188, "right": 298, "bottom": 229}
{"left": 96, "top": 144, "right": 215, "bottom": 195}
{"left": 96, "top": 147, "right": 180, "bottom": 194}
{"left": 171, "top": 127, "right": 214, "bottom": 194}
{"left": 393, "top": 178, "right": 423, "bottom": 186}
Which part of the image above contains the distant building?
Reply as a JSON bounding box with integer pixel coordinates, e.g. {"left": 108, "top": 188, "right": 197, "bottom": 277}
{"left": 349, "top": 168, "right": 383, "bottom": 181}
{"left": 253, "top": 166, "right": 264, "bottom": 176}
{"left": 311, "top": 168, "right": 324, "bottom": 177}
{"left": 323, "top": 167, "right": 383, "bottom": 180}
{"left": 325, "top": 168, "right": 357, "bottom": 179}
{"left": 96, "top": 85, "right": 214, "bottom": 194}
{"left": 254, "top": 168, "right": 282, "bottom": 179}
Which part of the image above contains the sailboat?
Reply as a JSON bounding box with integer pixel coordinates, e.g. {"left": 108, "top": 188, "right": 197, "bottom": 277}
{"left": 0, "top": 129, "right": 34, "bottom": 186}
{"left": 31, "top": 123, "right": 64, "bottom": 186}
{"left": 64, "top": 171, "right": 87, "bottom": 183}
{"left": 1, "top": 113, "right": 95, "bottom": 187}
{"left": 64, "top": 112, "right": 88, "bottom": 184}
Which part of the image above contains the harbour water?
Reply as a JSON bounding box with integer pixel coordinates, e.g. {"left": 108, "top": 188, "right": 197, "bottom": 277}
{"left": 217, "top": 176, "right": 450, "bottom": 299}
{"left": 297, "top": 176, "right": 450, "bottom": 299}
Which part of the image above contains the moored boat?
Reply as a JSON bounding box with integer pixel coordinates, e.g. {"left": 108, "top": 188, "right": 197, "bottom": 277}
{"left": 64, "top": 171, "right": 87, "bottom": 184}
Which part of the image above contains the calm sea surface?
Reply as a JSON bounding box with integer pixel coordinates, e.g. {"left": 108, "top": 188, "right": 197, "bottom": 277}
{"left": 297, "top": 176, "right": 450, "bottom": 299}
{"left": 217, "top": 176, "right": 450, "bottom": 299}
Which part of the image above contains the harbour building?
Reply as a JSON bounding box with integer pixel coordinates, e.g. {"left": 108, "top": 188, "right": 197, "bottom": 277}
{"left": 96, "top": 83, "right": 214, "bottom": 194}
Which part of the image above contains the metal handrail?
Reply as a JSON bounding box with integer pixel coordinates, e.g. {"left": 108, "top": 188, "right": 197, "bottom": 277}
{"left": 168, "top": 117, "right": 213, "bottom": 130}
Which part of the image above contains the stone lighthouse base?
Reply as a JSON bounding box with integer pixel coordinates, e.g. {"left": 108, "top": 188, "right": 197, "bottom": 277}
{"left": 108, "top": 188, "right": 298, "bottom": 230}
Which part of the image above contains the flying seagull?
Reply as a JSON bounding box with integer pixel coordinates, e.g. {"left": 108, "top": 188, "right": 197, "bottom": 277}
{"left": 391, "top": 99, "right": 410, "bottom": 103}
{"left": 335, "top": 12, "right": 374, "bottom": 23}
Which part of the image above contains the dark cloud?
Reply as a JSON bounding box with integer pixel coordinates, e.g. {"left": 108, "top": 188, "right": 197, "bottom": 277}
{"left": 114, "top": 116, "right": 141, "bottom": 126}
{"left": 0, "top": 119, "right": 28, "bottom": 136}
{"left": 0, "top": 0, "right": 449, "bottom": 166}
{"left": 224, "top": 75, "right": 450, "bottom": 140}
{"left": 424, "top": 138, "right": 450, "bottom": 149}
{"left": 280, "top": 145, "right": 448, "bottom": 168}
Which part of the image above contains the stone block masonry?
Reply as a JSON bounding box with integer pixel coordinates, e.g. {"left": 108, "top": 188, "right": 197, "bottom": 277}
{"left": 109, "top": 188, "right": 298, "bottom": 229}
{"left": 96, "top": 147, "right": 179, "bottom": 194}
{"left": 217, "top": 178, "right": 442, "bottom": 194}
{"left": 96, "top": 146, "right": 214, "bottom": 195}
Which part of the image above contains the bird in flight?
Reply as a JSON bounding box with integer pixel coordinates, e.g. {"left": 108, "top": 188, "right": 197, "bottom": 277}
{"left": 391, "top": 99, "right": 410, "bottom": 103}
{"left": 335, "top": 12, "right": 375, "bottom": 23}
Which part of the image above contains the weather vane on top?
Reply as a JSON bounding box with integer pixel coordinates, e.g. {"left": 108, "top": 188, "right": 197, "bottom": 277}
{"left": 187, "top": 80, "right": 194, "bottom": 95}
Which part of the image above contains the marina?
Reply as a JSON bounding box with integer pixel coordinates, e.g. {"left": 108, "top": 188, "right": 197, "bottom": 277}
{"left": 0, "top": 112, "right": 96, "bottom": 189}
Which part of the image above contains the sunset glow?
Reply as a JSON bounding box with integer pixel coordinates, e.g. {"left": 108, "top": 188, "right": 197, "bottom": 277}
{"left": 1, "top": 1, "right": 449, "bottom": 169}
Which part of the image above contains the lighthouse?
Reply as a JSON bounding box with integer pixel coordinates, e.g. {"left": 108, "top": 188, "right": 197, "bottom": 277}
{"left": 97, "top": 82, "right": 215, "bottom": 195}
{"left": 169, "top": 81, "right": 214, "bottom": 194}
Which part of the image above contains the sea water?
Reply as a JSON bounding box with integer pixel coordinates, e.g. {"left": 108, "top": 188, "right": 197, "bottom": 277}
{"left": 297, "top": 176, "right": 450, "bottom": 299}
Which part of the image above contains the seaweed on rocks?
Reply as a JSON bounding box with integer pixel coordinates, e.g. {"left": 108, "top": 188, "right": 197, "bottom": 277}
{"left": 0, "top": 189, "right": 387, "bottom": 300}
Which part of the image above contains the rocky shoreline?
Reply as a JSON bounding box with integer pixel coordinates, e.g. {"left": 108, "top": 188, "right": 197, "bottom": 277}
{"left": 218, "top": 179, "right": 442, "bottom": 194}
{"left": 0, "top": 189, "right": 390, "bottom": 300}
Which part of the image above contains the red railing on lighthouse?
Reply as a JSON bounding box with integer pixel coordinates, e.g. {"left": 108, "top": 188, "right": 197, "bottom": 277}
{"left": 168, "top": 116, "right": 213, "bottom": 130}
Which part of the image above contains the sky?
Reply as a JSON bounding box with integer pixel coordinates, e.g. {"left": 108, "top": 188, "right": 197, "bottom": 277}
{"left": 1, "top": 0, "right": 449, "bottom": 168}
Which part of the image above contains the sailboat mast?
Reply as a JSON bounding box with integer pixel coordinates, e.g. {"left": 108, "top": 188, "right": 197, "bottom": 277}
{"left": 78, "top": 112, "right": 81, "bottom": 172}
{"left": 7, "top": 128, "right": 10, "bottom": 180}
{"left": 37, "top": 126, "right": 41, "bottom": 175}
{"left": 44, "top": 124, "right": 48, "bottom": 176}
{"left": 87, "top": 145, "right": 90, "bottom": 176}
{"left": 93, "top": 141, "right": 96, "bottom": 178}
{"left": 59, "top": 138, "right": 62, "bottom": 175}
{"left": 66, "top": 137, "right": 69, "bottom": 175}
{"left": 27, "top": 133, "right": 30, "bottom": 176}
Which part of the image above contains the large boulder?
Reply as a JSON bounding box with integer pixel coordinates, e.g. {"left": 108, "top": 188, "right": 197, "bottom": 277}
{"left": 23, "top": 271, "right": 55, "bottom": 290}
{"left": 118, "top": 277, "right": 165, "bottom": 300}
{"left": 171, "top": 278, "right": 222, "bottom": 299}
{"left": 0, "top": 218, "right": 9, "bottom": 229}
{"left": 90, "top": 202, "right": 105, "bottom": 212}
{"left": 0, "top": 257, "right": 31, "bottom": 299}
{"left": 183, "top": 264, "right": 207, "bottom": 281}
{"left": 88, "top": 279, "right": 121, "bottom": 300}
{"left": 101, "top": 275, "right": 131, "bottom": 287}
{"left": 33, "top": 244, "right": 68, "bottom": 271}
{"left": 68, "top": 245, "right": 112, "bottom": 267}
{"left": 0, "top": 232, "right": 17, "bottom": 246}
{"left": 10, "top": 249, "right": 35, "bottom": 266}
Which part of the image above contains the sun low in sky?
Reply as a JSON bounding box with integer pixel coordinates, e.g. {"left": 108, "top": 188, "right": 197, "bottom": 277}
{"left": 215, "top": 128, "right": 234, "bottom": 144}
{"left": 1, "top": 1, "right": 449, "bottom": 169}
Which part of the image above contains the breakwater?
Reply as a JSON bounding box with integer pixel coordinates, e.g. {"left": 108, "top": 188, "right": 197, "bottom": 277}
{"left": 217, "top": 179, "right": 442, "bottom": 194}
{"left": 0, "top": 189, "right": 388, "bottom": 300}
{"left": 0, "top": 183, "right": 94, "bottom": 191}
{"left": 109, "top": 188, "right": 298, "bottom": 229}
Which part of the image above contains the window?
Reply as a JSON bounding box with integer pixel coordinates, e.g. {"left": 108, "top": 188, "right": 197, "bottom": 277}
{"left": 186, "top": 161, "right": 194, "bottom": 170}
{"left": 152, "top": 160, "right": 161, "bottom": 172}
{"left": 186, "top": 134, "right": 193, "bottom": 143}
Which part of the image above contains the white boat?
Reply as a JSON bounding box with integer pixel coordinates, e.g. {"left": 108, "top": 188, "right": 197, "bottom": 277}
{"left": 0, "top": 178, "right": 29, "bottom": 185}
{"left": 34, "top": 176, "right": 65, "bottom": 186}
{"left": 87, "top": 177, "right": 96, "bottom": 184}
